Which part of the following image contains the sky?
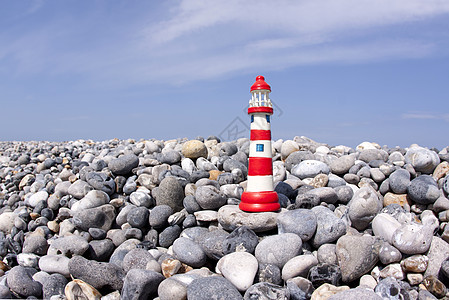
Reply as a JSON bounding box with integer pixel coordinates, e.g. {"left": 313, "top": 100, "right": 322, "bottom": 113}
{"left": 1, "top": 0, "right": 448, "bottom": 150}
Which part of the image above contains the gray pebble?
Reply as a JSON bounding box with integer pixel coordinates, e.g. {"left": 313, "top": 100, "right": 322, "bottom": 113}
{"left": 108, "top": 154, "right": 139, "bottom": 175}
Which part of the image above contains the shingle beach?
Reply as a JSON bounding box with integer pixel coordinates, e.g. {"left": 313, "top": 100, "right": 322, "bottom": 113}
{"left": 0, "top": 136, "right": 448, "bottom": 299}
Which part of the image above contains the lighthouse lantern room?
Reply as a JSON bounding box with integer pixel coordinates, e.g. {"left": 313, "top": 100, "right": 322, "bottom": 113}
{"left": 239, "top": 76, "right": 280, "bottom": 212}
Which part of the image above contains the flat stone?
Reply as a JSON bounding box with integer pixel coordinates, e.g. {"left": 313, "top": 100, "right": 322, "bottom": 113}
{"left": 68, "top": 255, "right": 125, "bottom": 290}
{"left": 425, "top": 236, "right": 449, "bottom": 278}
{"left": 48, "top": 235, "right": 89, "bottom": 257}
{"left": 218, "top": 205, "right": 280, "bottom": 233}
{"left": 328, "top": 288, "right": 383, "bottom": 300}
{"left": 336, "top": 235, "right": 381, "bottom": 283}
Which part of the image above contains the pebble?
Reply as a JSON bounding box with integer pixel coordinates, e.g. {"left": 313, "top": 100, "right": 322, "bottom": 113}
{"left": 282, "top": 254, "right": 318, "bottom": 281}
{"left": 108, "top": 154, "right": 139, "bottom": 175}
{"left": 195, "top": 185, "right": 227, "bottom": 210}
{"left": 407, "top": 175, "right": 440, "bottom": 205}
{"left": 43, "top": 274, "right": 68, "bottom": 299}
{"left": 328, "top": 288, "right": 383, "bottom": 300}
{"left": 389, "top": 169, "right": 411, "bottom": 194}
{"left": 38, "top": 255, "right": 71, "bottom": 277}
{"left": 155, "top": 177, "right": 184, "bottom": 212}
{"left": 348, "top": 186, "right": 382, "bottom": 230}
{"left": 187, "top": 276, "right": 243, "bottom": 300}
{"left": 243, "top": 282, "right": 288, "bottom": 300}
{"left": 216, "top": 251, "right": 258, "bottom": 291}
{"left": 181, "top": 140, "right": 208, "bottom": 159}
{"left": 336, "top": 235, "right": 381, "bottom": 283}
{"left": 391, "top": 223, "right": 433, "bottom": 254}
{"left": 68, "top": 255, "right": 125, "bottom": 290}
{"left": 291, "top": 160, "right": 330, "bottom": 179}
{"left": 310, "top": 283, "right": 348, "bottom": 299}
{"left": 374, "top": 276, "right": 411, "bottom": 299}
{"left": 0, "top": 138, "right": 448, "bottom": 299}
{"left": 172, "top": 237, "right": 206, "bottom": 268}
{"left": 311, "top": 206, "right": 346, "bottom": 248}
{"left": 217, "top": 205, "right": 279, "bottom": 232}
{"left": 277, "top": 208, "right": 317, "bottom": 241}
{"left": 121, "top": 269, "right": 164, "bottom": 300}
{"left": 7, "top": 266, "right": 42, "bottom": 298}
{"left": 405, "top": 146, "right": 440, "bottom": 174}
{"left": 255, "top": 233, "right": 302, "bottom": 268}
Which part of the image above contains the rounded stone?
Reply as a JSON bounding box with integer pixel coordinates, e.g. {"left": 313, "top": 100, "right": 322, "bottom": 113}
{"left": 43, "top": 273, "right": 68, "bottom": 299}
{"left": 122, "top": 248, "right": 156, "bottom": 274}
{"left": 181, "top": 140, "right": 208, "bottom": 160}
{"left": 121, "top": 269, "right": 165, "bottom": 300}
{"left": 22, "top": 234, "right": 49, "bottom": 255}
{"left": 172, "top": 237, "right": 206, "bottom": 268}
{"left": 389, "top": 169, "right": 411, "bottom": 194}
{"left": 392, "top": 223, "right": 433, "bottom": 255}
{"left": 216, "top": 252, "right": 258, "bottom": 292}
{"left": 282, "top": 254, "right": 319, "bottom": 281}
{"left": 308, "top": 264, "right": 342, "bottom": 288}
{"left": 126, "top": 206, "right": 149, "bottom": 229}
{"left": 156, "top": 177, "right": 184, "bottom": 212}
{"left": 7, "top": 266, "right": 42, "bottom": 298}
{"left": 195, "top": 185, "right": 227, "bottom": 210}
{"left": 38, "top": 254, "right": 71, "bottom": 277}
{"left": 48, "top": 235, "right": 89, "bottom": 257}
{"left": 72, "top": 204, "right": 116, "bottom": 231}
{"left": 108, "top": 154, "right": 139, "bottom": 175}
{"left": 407, "top": 175, "right": 440, "bottom": 205}
{"left": 187, "top": 277, "right": 243, "bottom": 300}
{"left": 149, "top": 205, "right": 173, "bottom": 228}
{"left": 348, "top": 186, "right": 382, "bottom": 230}
{"left": 68, "top": 255, "right": 125, "bottom": 291}
{"left": 159, "top": 225, "right": 182, "bottom": 248}
{"left": 317, "top": 244, "right": 338, "bottom": 265}
{"left": 328, "top": 288, "right": 383, "bottom": 300}
{"left": 405, "top": 146, "right": 440, "bottom": 174}
{"left": 277, "top": 209, "right": 317, "bottom": 241}
{"left": 291, "top": 160, "right": 330, "bottom": 179}
{"left": 329, "top": 155, "right": 355, "bottom": 175}
{"left": 281, "top": 140, "right": 299, "bottom": 160}
{"left": 255, "top": 233, "right": 302, "bottom": 268}
{"left": 311, "top": 206, "right": 346, "bottom": 248}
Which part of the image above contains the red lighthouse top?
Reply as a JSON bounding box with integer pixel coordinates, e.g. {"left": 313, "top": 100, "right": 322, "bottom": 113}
{"left": 250, "top": 75, "right": 271, "bottom": 92}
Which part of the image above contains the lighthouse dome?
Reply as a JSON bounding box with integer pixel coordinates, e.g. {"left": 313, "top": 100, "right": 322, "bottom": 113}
{"left": 250, "top": 75, "right": 271, "bottom": 92}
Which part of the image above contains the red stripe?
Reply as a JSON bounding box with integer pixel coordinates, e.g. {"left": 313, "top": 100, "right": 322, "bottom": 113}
{"left": 248, "top": 107, "right": 273, "bottom": 114}
{"left": 248, "top": 157, "right": 273, "bottom": 176}
{"left": 251, "top": 130, "right": 271, "bottom": 140}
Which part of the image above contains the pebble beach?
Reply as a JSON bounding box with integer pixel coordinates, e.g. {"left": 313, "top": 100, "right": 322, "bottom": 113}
{"left": 0, "top": 135, "right": 448, "bottom": 300}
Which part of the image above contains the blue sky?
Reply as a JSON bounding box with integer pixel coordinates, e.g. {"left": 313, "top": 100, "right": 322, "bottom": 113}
{"left": 1, "top": 0, "right": 448, "bottom": 149}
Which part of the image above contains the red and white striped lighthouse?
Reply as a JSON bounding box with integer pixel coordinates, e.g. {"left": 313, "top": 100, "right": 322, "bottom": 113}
{"left": 239, "top": 75, "right": 280, "bottom": 212}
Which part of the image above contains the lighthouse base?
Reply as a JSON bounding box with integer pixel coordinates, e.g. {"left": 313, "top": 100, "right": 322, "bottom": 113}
{"left": 239, "top": 191, "right": 280, "bottom": 212}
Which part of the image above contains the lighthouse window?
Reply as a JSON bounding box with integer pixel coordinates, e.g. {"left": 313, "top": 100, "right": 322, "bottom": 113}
{"left": 251, "top": 115, "right": 254, "bottom": 123}
{"left": 266, "top": 115, "right": 270, "bottom": 123}
{"left": 256, "top": 144, "right": 264, "bottom": 152}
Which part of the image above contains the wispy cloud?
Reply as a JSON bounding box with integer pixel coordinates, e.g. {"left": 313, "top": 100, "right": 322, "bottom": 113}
{"left": 402, "top": 112, "right": 449, "bottom": 121}
{"left": 2, "top": 0, "right": 449, "bottom": 86}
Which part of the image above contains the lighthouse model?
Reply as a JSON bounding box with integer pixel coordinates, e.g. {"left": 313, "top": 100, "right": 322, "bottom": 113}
{"left": 239, "top": 76, "right": 280, "bottom": 212}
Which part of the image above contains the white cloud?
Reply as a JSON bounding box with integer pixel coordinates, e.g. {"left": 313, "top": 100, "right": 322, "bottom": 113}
{"left": 2, "top": 0, "right": 449, "bottom": 86}
{"left": 402, "top": 112, "right": 449, "bottom": 121}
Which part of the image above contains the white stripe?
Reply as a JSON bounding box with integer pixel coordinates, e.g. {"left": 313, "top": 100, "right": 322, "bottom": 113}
{"left": 250, "top": 114, "right": 271, "bottom": 130}
{"left": 247, "top": 175, "right": 274, "bottom": 192}
{"left": 249, "top": 140, "right": 272, "bottom": 158}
